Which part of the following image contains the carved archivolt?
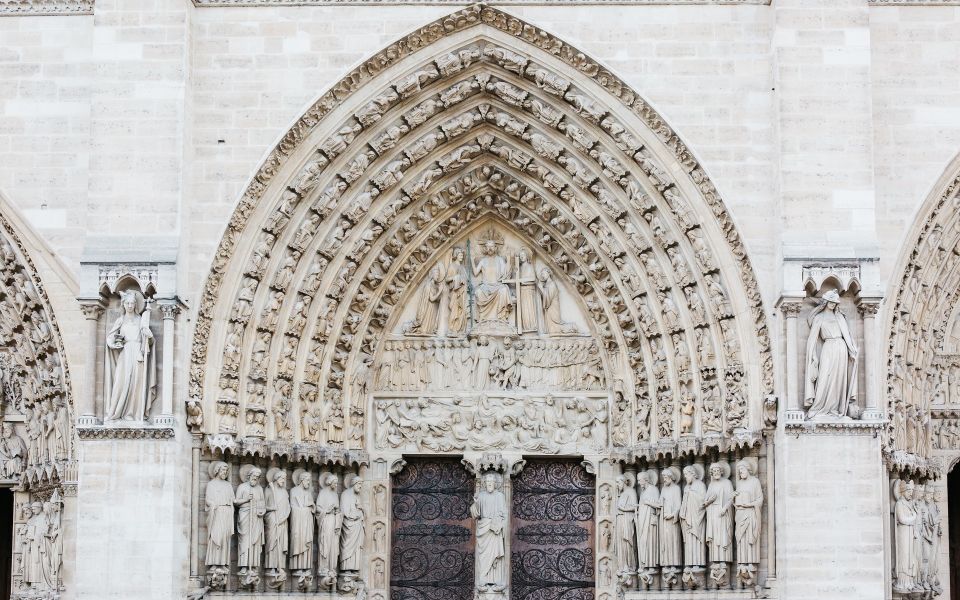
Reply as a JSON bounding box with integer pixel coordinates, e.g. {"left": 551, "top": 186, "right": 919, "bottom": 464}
{"left": 187, "top": 5, "right": 773, "bottom": 463}
{"left": 884, "top": 159, "right": 960, "bottom": 476}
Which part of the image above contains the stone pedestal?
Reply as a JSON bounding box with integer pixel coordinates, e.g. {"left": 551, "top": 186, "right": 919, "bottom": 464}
{"left": 777, "top": 428, "right": 886, "bottom": 600}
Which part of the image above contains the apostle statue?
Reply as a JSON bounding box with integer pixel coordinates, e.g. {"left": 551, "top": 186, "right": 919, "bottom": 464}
{"left": 635, "top": 469, "right": 660, "bottom": 585}
{"left": 658, "top": 467, "right": 682, "bottom": 583}
{"left": 104, "top": 289, "right": 157, "bottom": 422}
{"left": 539, "top": 267, "right": 578, "bottom": 334}
{"left": 472, "top": 233, "right": 513, "bottom": 330}
{"left": 614, "top": 474, "right": 638, "bottom": 577}
{"left": 613, "top": 474, "right": 637, "bottom": 579}
{"left": 21, "top": 501, "right": 49, "bottom": 590}
{"left": 264, "top": 468, "right": 291, "bottom": 585}
{"left": 407, "top": 264, "right": 444, "bottom": 335}
{"left": 339, "top": 474, "right": 365, "bottom": 584}
{"left": 235, "top": 464, "right": 266, "bottom": 586}
{"left": 680, "top": 465, "right": 707, "bottom": 575}
{"left": 44, "top": 494, "right": 63, "bottom": 590}
{"left": 734, "top": 458, "right": 763, "bottom": 586}
{"left": 703, "top": 461, "right": 734, "bottom": 584}
{"left": 316, "top": 473, "right": 341, "bottom": 588}
{"left": 893, "top": 480, "right": 919, "bottom": 593}
{"left": 289, "top": 470, "right": 316, "bottom": 589}
{"left": 204, "top": 461, "right": 234, "bottom": 589}
{"left": 803, "top": 289, "right": 858, "bottom": 420}
{"left": 446, "top": 247, "right": 469, "bottom": 335}
{"left": 472, "top": 472, "right": 507, "bottom": 592}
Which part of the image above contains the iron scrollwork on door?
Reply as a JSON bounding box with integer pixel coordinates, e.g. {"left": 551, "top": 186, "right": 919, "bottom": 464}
{"left": 391, "top": 458, "right": 475, "bottom": 600}
{"left": 511, "top": 459, "right": 595, "bottom": 600}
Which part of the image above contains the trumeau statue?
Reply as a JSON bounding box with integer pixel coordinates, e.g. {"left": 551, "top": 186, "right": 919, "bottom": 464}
{"left": 235, "top": 464, "right": 266, "bottom": 587}
{"left": 316, "top": 473, "right": 341, "bottom": 588}
{"left": 472, "top": 472, "right": 507, "bottom": 593}
{"left": 104, "top": 289, "right": 157, "bottom": 422}
{"left": 804, "top": 289, "right": 858, "bottom": 420}
{"left": 204, "top": 461, "right": 234, "bottom": 589}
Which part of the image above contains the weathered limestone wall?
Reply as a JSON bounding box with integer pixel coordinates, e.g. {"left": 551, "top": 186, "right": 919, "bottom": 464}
{"left": 777, "top": 433, "right": 887, "bottom": 600}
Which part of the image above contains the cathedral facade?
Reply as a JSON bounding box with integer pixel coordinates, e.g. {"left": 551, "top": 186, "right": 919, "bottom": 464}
{"left": 0, "top": 1, "right": 958, "bottom": 599}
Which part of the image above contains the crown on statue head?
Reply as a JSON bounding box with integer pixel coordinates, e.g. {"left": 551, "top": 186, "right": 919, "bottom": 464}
{"left": 477, "top": 227, "right": 504, "bottom": 248}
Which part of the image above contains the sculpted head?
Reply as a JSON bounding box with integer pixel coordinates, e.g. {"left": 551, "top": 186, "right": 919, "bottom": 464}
{"left": 483, "top": 473, "right": 498, "bottom": 493}
{"left": 616, "top": 475, "right": 625, "bottom": 492}
{"left": 483, "top": 240, "right": 496, "bottom": 256}
{"left": 683, "top": 465, "right": 700, "bottom": 485}
{"left": 903, "top": 480, "right": 915, "bottom": 500}
{"left": 349, "top": 475, "right": 363, "bottom": 493}
{"left": 709, "top": 463, "right": 723, "bottom": 481}
{"left": 2, "top": 422, "right": 12, "bottom": 437}
{"left": 273, "top": 470, "right": 287, "bottom": 487}
{"left": 452, "top": 247, "right": 465, "bottom": 262}
{"left": 120, "top": 290, "right": 138, "bottom": 314}
{"left": 247, "top": 467, "right": 262, "bottom": 485}
{"left": 30, "top": 502, "right": 42, "bottom": 515}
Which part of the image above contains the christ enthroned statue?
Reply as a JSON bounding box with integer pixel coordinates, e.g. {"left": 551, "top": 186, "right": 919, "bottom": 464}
{"left": 472, "top": 234, "right": 515, "bottom": 334}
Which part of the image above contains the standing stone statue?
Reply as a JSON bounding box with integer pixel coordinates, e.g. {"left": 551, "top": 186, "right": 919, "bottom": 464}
{"left": 21, "top": 501, "right": 49, "bottom": 590}
{"left": 104, "top": 289, "right": 157, "bottom": 422}
{"left": 316, "top": 473, "right": 341, "bottom": 589}
{"left": 893, "top": 480, "right": 919, "bottom": 594}
{"left": 339, "top": 474, "right": 365, "bottom": 589}
{"left": 703, "top": 461, "right": 734, "bottom": 586}
{"left": 264, "top": 468, "right": 291, "bottom": 586}
{"left": 235, "top": 464, "right": 266, "bottom": 586}
{"left": 44, "top": 493, "right": 63, "bottom": 590}
{"left": 408, "top": 264, "right": 444, "bottom": 335}
{"left": 635, "top": 469, "right": 660, "bottom": 587}
{"left": 289, "top": 469, "right": 316, "bottom": 589}
{"left": 614, "top": 474, "right": 638, "bottom": 577}
{"left": 538, "top": 267, "right": 577, "bottom": 334}
{"left": 0, "top": 422, "right": 26, "bottom": 478}
{"left": 517, "top": 248, "right": 540, "bottom": 333}
{"left": 680, "top": 464, "right": 706, "bottom": 575}
{"left": 733, "top": 458, "right": 763, "bottom": 586}
{"left": 204, "top": 461, "right": 234, "bottom": 589}
{"left": 658, "top": 467, "right": 682, "bottom": 586}
{"left": 471, "top": 472, "right": 507, "bottom": 592}
{"left": 804, "top": 289, "right": 858, "bottom": 420}
{"left": 446, "top": 247, "right": 469, "bottom": 335}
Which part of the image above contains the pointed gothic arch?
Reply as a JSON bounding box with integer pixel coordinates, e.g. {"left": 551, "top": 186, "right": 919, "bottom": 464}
{"left": 187, "top": 5, "right": 773, "bottom": 460}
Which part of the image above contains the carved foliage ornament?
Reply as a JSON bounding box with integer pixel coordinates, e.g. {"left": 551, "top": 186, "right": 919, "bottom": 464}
{"left": 187, "top": 8, "right": 772, "bottom": 458}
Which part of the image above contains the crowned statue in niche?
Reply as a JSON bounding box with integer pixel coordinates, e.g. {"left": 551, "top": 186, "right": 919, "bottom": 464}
{"left": 803, "top": 289, "right": 858, "bottom": 420}
{"left": 104, "top": 289, "right": 157, "bottom": 422}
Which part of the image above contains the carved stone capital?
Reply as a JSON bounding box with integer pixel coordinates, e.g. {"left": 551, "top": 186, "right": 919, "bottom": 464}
{"left": 78, "top": 301, "right": 105, "bottom": 320}
{"left": 159, "top": 302, "right": 182, "bottom": 320}
{"left": 857, "top": 302, "right": 880, "bottom": 318}
{"left": 388, "top": 457, "right": 407, "bottom": 475}
{"left": 779, "top": 301, "right": 802, "bottom": 318}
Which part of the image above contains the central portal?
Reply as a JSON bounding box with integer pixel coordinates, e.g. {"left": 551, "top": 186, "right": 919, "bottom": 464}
{"left": 511, "top": 460, "right": 595, "bottom": 600}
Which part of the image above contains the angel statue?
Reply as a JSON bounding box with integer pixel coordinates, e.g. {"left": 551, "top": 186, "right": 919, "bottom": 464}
{"left": 105, "top": 289, "right": 157, "bottom": 422}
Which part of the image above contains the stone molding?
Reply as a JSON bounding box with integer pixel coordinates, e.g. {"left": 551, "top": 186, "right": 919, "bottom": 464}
{"left": 784, "top": 420, "right": 887, "bottom": 435}
{"left": 76, "top": 425, "right": 176, "bottom": 440}
{"left": 0, "top": 0, "right": 92, "bottom": 15}
{"left": 192, "top": 0, "right": 770, "bottom": 4}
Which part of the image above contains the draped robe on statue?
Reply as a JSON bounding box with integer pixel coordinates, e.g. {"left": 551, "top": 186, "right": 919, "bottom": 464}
{"left": 472, "top": 487, "right": 507, "bottom": 587}
{"left": 264, "top": 482, "right": 291, "bottom": 570}
{"left": 473, "top": 249, "right": 512, "bottom": 325}
{"left": 680, "top": 479, "right": 706, "bottom": 566}
{"left": 704, "top": 477, "right": 734, "bottom": 562}
{"left": 21, "top": 509, "right": 47, "bottom": 586}
{"left": 804, "top": 306, "right": 858, "bottom": 419}
{"left": 339, "top": 487, "right": 365, "bottom": 571}
{"left": 204, "top": 478, "right": 234, "bottom": 567}
{"left": 894, "top": 493, "right": 919, "bottom": 588}
{"left": 518, "top": 258, "right": 539, "bottom": 332}
{"left": 636, "top": 484, "right": 660, "bottom": 569}
{"left": 105, "top": 311, "right": 157, "bottom": 421}
{"left": 289, "top": 485, "right": 315, "bottom": 570}
{"left": 659, "top": 483, "right": 682, "bottom": 567}
{"left": 734, "top": 475, "right": 763, "bottom": 564}
{"left": 446, "top": 258, "right": 469, "bottom": 334}
{"left": 236, "top": 482, "right": 266, "bottom": 569}
{"left": 615, "top": 485, "right": 638, "bottom": 573}
{"left": 316, "top": 486, "right": 341, "bottom": 574}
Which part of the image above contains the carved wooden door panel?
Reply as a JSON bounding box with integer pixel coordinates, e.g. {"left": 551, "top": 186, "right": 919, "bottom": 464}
{"left": 511, "top": 459, "right": 595, "bottom": 600}
{"left": 391, "top": 458, "right": 475, "bottom": 600}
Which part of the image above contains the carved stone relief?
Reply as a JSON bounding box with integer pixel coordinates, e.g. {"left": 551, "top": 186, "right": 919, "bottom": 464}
{"left": 890, "top": 479, "right": 943, "bottom": 598}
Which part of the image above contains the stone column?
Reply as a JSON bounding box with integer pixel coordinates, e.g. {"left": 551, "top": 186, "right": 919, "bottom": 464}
{"left": 77, "top": 302, "right": 104, "bottom": 426}
{"left": 156, "top": 301, "right": 179, "bottom": 427}
{"left": 780, "top": 301, "right": 803, "bottom": 423}
{"left": 858, "top": 301, "right": 883, "bottom": 421}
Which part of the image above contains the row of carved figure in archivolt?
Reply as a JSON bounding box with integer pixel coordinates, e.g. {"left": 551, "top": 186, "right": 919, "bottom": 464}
{"left": 373, "top": 335, "right": 607, "bottom": 392}
{"left": 374, "top": 393, "right": 609, "bottom": 453}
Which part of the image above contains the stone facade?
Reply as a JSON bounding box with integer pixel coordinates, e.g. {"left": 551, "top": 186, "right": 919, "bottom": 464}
{"left": 0, "top": 2, "right": 958, "bottom": 600}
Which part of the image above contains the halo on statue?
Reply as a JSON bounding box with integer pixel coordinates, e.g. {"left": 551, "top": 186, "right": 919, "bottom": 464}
{"left": 736, "top": 457, "right": 758, "bottom": 477}
{"left": 710, "top": 460, "right": 731, "bottom": 480}
{"left": 208, "top": 460, "right": 229, "bottom": 480}
{"left": 239, "top": 463, "right": 261, "bottom": 483}
{"left": 266, "top": 467, "right": 284, "bottom": 484}
{"left": 119, "top": 288, "right": 147, "bottom": 315}
{"left": 644, "top": 468, "right": 659, "bottom": 486}
{"left": 683, "top": 463, "right": 705, "bottom": 482}
{"left": 319, "top": 471, "right": 336, "bottom": 488}
{"left": 476, "top": 227, "right": 504, "bottom": 249}
{"left": 663, "top": 466, "right": 681, "bottom": 484}
{"left": 293, "top": 468, "right": 311, "bottom": 486}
